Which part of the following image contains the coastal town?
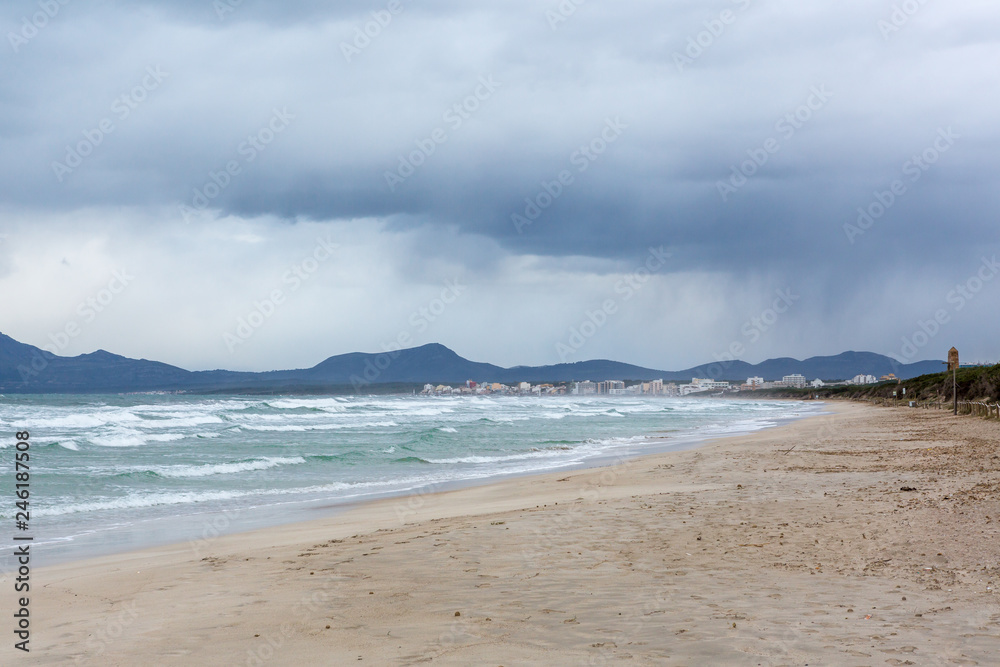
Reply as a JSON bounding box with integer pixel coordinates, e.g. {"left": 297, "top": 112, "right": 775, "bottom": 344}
{"left": 420, "top": 372, "right": 901, "bottom": 397}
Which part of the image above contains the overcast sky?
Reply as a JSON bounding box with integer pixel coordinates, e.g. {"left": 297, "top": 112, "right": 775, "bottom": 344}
{"left": 1, "top": 0, "right": 998, "bottom": 372}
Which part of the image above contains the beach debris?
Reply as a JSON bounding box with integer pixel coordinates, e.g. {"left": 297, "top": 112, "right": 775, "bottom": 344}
{"left": 455, "top": 611, "right": 461, "bottom": 617}
{"left": 900, "top": 486, "right": 918, "bottom": 492}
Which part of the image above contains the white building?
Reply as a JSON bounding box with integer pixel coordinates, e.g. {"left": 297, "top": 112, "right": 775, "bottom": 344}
{"left": 810, "top": 378, "right": 825, "bottom": 388}
{"left": 746, "top": 376, "right": 764, "bottom": 388}
{"left": 679, "top": 378, "right": 730, "bottom": 396}
{"left": 851, "top": 374, "right": 878, "bottom": 385}
{"left": 782, "top": 374, "right": 807, "bottom": 389}
{"left": 691, "top": 378, "right": 731, "bottom": 390}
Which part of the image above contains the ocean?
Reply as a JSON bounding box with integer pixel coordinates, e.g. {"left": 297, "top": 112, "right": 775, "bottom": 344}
{"left": 0, "top": 394, "right": 822, "bottom": 567}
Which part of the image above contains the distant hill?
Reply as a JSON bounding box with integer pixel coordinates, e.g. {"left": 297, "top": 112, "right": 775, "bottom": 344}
{"left": 0, "top": 333, "right": 193, "bottom": 393}
{"left": 0, "top": 332, "right": 943, "bottom": 394}
{"left": 677, "top": 351, "right": 943, "bottom": 384}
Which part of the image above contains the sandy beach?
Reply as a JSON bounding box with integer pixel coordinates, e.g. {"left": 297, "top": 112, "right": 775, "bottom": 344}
{"left": 4, "top": 401, "right": 999, "bottom": 665}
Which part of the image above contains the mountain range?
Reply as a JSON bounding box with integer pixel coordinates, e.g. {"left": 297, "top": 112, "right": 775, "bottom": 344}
{"left": 0, "top": 332, "right": 942, "bottom": 394}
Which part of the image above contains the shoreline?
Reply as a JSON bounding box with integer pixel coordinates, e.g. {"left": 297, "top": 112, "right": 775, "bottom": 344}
{"left": 26, "top": 397, "right": 824, "bottom": 568}
{"left": 54, "top": 401, "right": 831, "bottom": 568}
{"left": 6, "top": 400, "right": 999, "bottom": 664}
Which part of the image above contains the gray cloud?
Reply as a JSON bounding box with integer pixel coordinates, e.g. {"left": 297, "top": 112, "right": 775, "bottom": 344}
{"left": 2, "top": 0, "right": 999, "bottom": 369}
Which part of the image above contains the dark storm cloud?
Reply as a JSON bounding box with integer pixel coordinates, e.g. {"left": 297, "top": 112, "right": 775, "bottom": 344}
{"left": 3, "top": 2, "right": 1000, "bottom": 292}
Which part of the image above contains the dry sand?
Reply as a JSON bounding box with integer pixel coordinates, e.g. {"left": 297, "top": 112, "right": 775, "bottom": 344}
{"left": 3, "top": 401, "right": 999, "bottom": 665}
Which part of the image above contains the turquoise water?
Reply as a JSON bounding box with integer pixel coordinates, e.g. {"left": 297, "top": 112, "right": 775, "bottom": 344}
{"left": 0, "top": 394, "right": 821, "bottom": 565}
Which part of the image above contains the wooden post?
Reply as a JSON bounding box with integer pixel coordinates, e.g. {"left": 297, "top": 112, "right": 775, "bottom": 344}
{"left": 947, "top": 348, "right": 959, "bottom": 415}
